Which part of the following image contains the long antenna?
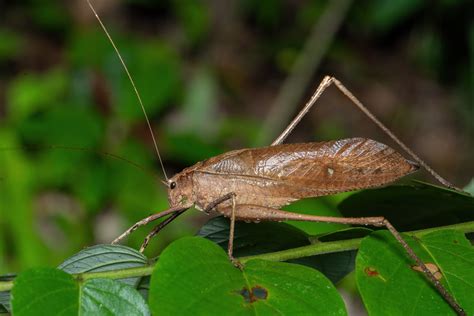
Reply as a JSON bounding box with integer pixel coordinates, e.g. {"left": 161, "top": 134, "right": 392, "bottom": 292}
{"left": 86, "top": 0, "right": 168, "bottom": 181}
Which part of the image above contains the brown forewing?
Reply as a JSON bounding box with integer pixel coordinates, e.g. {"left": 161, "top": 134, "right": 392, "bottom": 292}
{"left": 194, "top": 138, "right": 418, "bottom": 208}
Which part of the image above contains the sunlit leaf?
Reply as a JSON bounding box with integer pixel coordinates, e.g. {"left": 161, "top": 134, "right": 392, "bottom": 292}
{"left": 11, "top": 268, "right": 78, "bottom": 316}
{"left": 11, "top": 268, "right": 149, "bottom": 316}
{"left": 149, "top": 237, "right": 347, "bottom": 315}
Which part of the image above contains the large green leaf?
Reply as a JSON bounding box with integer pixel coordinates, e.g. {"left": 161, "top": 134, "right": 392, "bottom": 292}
{"left": 58, "top": 244, "right": 148, "bottom": 287}
{"left": 11, "top": 268, "right": 149, "bottom": 316}
{"left": 356, "top": 229, "right": 474, "bottom": 315}
{"left": 11, "top": 268, "right": 78, "bottom": 316}
{"left": 339, "top": 181, "right": 474, "bottom": 230}
{"left": 149, "top": 236, "right": 347, "bottom": 315}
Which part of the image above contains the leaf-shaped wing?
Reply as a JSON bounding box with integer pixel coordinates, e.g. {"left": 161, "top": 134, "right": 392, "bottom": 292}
{"left": 196, "top": 138, "right": 418, "bottom": 207}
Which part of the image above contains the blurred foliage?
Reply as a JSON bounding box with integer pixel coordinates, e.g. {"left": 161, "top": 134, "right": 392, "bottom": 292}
{"left": 0, "top": 0, "right": 472, "bottom": 305}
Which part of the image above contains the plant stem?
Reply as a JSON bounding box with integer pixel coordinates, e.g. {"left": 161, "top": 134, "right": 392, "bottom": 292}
{"left": 76, "top": 265, "right": 155, "bottom": 282}
{"left": 0, "top": 220, "right": 473, "bottom": 292}
{"left": 240, "top": 236, "right": 362, "bottom": 263}
{"left": 240, "top": 220, "right": 474, "bottom": 263}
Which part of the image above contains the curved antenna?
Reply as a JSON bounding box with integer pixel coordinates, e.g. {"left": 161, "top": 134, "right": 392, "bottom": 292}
{"left": 86, "top": 0, "right": 168, "bottom": 181}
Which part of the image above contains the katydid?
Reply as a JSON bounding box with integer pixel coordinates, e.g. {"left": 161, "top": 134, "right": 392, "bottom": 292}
{"left": 87, "top": 1, "right": 465, "bottom": 314}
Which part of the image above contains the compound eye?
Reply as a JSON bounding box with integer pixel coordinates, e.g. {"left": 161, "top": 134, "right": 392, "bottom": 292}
{"left": 170, "top": 181, "right": 176, "bottom": 189}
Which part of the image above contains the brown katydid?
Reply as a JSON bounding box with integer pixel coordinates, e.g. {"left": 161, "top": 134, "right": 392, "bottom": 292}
{"left": 86, "top": 1, "right": 465, "bottom": 315}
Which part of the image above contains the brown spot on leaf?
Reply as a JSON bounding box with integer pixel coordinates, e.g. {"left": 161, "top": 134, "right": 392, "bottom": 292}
{"left": 411, "top": 263, "right": 443, "bottom": 280}
{"left": 239, "top": 285, "right": 268, "bottom": 303}
{"left": 365, "top": 267, "right": 379, "bottom": 277}
{"left": 374, "top": 167, "right": 382, "bottom": 174}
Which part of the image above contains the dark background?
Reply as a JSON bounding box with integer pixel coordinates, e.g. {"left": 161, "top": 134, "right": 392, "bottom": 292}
{"left": 0, "top": 3, "right": 472, "bottom": 308}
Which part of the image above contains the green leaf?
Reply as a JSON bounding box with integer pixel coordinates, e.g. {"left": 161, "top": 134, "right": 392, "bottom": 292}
{"left": 339, "top": 181, "right": 474, "bottom": 230}
{"left": 81, "top": 278, "right": 150, "bottom": 316}
{"left": 149, "top": 237, "right": 347, "bottom": 315}
{"left": 356, "top": 230, "right": 474, "bottom": 315}
{"left": 58, "top": 244, "right": 148, "bottom": 287}
{"left": 11, "top": 268, "right": 150, "bottom": 315}
{"left": 11, "top": 268, "right": 78, "bottom": 316}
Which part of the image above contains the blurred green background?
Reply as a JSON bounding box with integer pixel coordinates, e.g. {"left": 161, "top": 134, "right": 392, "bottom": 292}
{"left": 0, "top": 0, "right": 472, "bottom": 287}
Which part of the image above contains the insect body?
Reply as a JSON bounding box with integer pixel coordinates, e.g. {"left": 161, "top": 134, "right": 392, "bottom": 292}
{"left": 168, "top": 138, "right": 418, "bottom": 214}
